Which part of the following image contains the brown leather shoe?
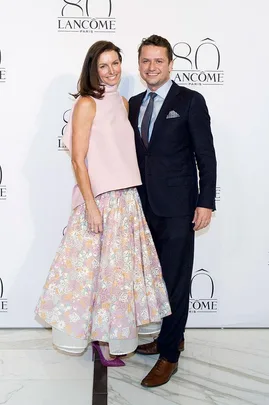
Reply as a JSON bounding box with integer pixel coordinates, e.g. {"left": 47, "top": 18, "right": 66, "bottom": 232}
{"left": 141, "top": 357, "right": 178, "bottom": 387}
{"left": 136, "top": 338, "right": 184, "bottom": 355}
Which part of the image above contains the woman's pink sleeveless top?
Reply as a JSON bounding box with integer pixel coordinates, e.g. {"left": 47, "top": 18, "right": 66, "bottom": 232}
{"left": 62, "top": 85, "right": 142, "bottom": 209}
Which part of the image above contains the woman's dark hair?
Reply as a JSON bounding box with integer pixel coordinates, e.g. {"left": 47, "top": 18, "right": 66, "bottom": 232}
{"left": 72, "top": 41, "right": 122, "bottom": 99}
{"left": 138, "top": 35, "right": 173, "bottom": 62}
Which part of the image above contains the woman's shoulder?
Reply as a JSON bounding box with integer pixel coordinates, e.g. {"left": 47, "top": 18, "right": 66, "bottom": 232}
{"left": 75, "top": 95, "right": 96, "bottom": 110}
{"left": 73, "top": 96, "right": 96, "bottom": 119}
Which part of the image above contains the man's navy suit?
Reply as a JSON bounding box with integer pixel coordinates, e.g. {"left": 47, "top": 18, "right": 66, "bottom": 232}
{"left": 129, "top": 81, "right": 217, "bottom": 362}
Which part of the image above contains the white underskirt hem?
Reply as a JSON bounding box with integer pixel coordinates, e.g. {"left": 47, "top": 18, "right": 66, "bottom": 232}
{"left": 52, "top": 321, "right": 162, "bottom": 355}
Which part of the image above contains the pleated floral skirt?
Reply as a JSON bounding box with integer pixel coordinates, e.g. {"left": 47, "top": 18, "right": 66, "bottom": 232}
{"left": 35, "top": 187, "right": 171, "bottom": 354}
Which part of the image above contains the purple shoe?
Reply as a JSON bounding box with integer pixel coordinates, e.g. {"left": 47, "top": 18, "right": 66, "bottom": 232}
{"left": 92, "top": 342, "right": 125, "bottom": 367}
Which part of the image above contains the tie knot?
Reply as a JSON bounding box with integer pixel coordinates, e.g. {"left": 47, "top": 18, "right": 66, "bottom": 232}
{"left": 149, "top": 92, "right": 157, "bottom": 100}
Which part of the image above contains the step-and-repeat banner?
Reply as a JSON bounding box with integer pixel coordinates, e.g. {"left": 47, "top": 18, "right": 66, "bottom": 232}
{"left": 1, "top": 1, "right": 269, "bottom": 328}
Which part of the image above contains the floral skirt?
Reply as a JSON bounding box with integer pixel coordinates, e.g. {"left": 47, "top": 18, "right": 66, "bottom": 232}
{"left": 35, "top": 188, "right": 171, "bottom": 354}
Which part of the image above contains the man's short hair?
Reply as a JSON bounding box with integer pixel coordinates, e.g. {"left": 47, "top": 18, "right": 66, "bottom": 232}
{"left": 138, "top": 35, "right": 173, "bottom": 62}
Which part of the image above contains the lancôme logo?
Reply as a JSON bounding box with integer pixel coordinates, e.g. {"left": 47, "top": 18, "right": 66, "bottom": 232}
{"left": 0, "top": 166, "right": 7, "bottom": 200}
{"left": 0, "top": 278, "right": 8, "bottom": 312}
{"left": 172, "top": 38, "right": 224, "bottom": 86}
{"left": 58, "top": 0, "right": 116, "bottom": 33}
{"left": 58, "top": 109, "right": 71, "bottom": 151}
{"left": 189, "top": 268, "right": 218, "bottom": 313}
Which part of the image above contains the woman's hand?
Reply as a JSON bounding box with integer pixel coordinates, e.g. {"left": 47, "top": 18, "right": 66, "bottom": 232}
{"left": 86, "top": 203, "right": 103, "bottom": 233}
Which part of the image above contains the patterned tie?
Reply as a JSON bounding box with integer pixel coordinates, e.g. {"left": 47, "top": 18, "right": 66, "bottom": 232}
{"left": 141, "top": 92, "right": 157, "bottom": 148}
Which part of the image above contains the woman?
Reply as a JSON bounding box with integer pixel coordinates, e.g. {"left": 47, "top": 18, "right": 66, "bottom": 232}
{"left": 35, "top": 41, "right": 171, "bottom": 367}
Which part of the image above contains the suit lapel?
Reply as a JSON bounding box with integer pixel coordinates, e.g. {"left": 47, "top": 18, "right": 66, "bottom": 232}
{"left": 148, "top": 82, "right": 181, "bottom": 149}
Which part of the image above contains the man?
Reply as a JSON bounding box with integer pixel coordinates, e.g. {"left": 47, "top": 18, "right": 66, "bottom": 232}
{"left": 129, "top": 35, "right": 217, "bottom": 388}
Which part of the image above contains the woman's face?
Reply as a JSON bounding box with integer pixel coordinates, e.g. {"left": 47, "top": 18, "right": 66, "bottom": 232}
{"left": 97, "top": 50, "right": 121, "bottom": 86}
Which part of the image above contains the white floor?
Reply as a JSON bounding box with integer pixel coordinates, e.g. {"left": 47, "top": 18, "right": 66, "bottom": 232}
{"left": 0, "top": 329, "right": 269, "bottom": 405}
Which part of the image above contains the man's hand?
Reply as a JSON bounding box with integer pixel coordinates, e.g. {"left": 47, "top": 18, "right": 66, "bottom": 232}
{"left": 192, "top": 207, "right": 212, "bottom": 231}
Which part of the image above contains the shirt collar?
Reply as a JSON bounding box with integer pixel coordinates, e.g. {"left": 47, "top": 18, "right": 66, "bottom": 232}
{"left": 145, "top": 79, "right": 173, "bottom": 100}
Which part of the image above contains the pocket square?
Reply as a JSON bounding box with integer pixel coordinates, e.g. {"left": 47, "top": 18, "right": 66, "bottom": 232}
{"left": 166, "top": 110, "right": 180, "bottom": 119}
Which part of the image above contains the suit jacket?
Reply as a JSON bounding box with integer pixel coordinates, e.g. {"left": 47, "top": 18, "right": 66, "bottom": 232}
{"left": 129, "top": 81, "right": 217, "bottom": 217}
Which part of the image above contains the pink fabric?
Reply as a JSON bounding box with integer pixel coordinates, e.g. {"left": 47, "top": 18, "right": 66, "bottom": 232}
{"left": 35, "top": 188, "right": 171, "bottom": 343}
{"left": 62, "top": 85, "right": 142, "bottom": 209}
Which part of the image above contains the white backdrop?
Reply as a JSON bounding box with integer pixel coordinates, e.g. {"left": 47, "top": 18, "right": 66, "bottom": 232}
{"left": 1, "top": 0, "right": 269, "bottom": 328}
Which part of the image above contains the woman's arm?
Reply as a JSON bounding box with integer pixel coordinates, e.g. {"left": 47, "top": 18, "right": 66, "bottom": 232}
{"left": 122, "top": 96, "right": 129, "bottom": 113}
{"left": 71, "top": 96, "right": 102, "bottom": 233}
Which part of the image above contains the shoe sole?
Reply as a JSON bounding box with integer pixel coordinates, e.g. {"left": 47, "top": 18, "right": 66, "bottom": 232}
{"left": 141, "top": 367, "right": 178, "bottom": 388}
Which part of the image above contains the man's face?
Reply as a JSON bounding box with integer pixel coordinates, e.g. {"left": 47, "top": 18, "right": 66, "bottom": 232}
{"left": 139, "top": 45, "right": 173, "bottom": 90}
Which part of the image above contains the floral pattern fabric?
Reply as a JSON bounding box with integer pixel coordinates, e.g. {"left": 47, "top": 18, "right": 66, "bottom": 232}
{"left": 35, "top": 188, "right": 171, "bottom": 344}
